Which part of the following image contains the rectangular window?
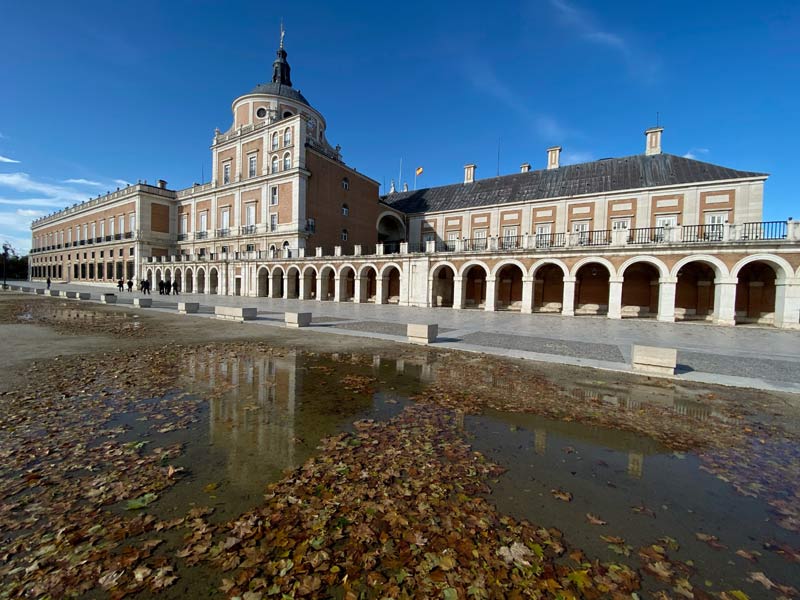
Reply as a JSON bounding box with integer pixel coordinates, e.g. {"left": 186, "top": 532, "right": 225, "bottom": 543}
{"left": 248, "top": 155, "right": 257, "bottom": 178}
{"left": 100, "top": 221, "right": 105, "bottom": 238}
{"left": 246, "top": 204, "right": 256, "bottom": 226}
{"left": 223, "top": 162, "right": 231, "bottom": 185}
{"left": 118, "top": 215, "right": 124, "bottom": 233}
{"left": 270, "top": 214, "right": 277, "bottom": 231}
{"left": 655, "top": 215, "right": 678, "bottom": 228}
{"left": 221, "top": 208, "right": 230, "bottom": 230}
{"left": 473, "top": 228, "right": 487, "bottom": 250}
{"left": 129, "top": 247, "right": 134, "bottom": 256}
{"left": 611, "top": 219, "right": 630, "bottom": 230}
{"left": 109, "top": 218, "right": 115, "bottom": 237}
{"left": 306, "top": 217, "right": 316, "bottom": 233}
{"left": 91, "top": 223, "right": 96, "bottom": 239}
{"left": 129, "top": 214, "right": 135, "bottom": 232}
{"left": 270, "top": 186, "right": 278, "bottom": 205}
{"left": 67, "top": 229, "right": 72, "bottom": 244}
{"left": 180, "top": 214, "right": 188, "bottom": 234}
{"left": 246, "top": 244, "right": 255, "bottom": 252}
{"left": 82, "top": 224, "right": 88, "bottom": 240}
{"left": 422, "top": 232, "right": 435, "bottom": 243}
{"left": 501, "top": 226, "right": 518, "bottom": 249}
{"left": 200, "top": 211, "right": 208, "bottom": 231}
{"left": 572, "top": 221, "right": 589, "bottom": 244}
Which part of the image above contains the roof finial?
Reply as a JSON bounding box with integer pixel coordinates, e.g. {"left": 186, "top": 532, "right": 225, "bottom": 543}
{"left": 280, "top": 19, "right": 285, "bottom": 49}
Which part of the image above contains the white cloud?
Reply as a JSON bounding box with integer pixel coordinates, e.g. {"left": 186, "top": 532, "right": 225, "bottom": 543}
{"left": 0, "top": 155, "right": 20, "bottom": 164}
{"left": 114, "top": 178, "right": 132, "bottom": 187}
{"left": 683, "top": 148, "right": 710, "bottom": 160}
{"left": 0, "top": 197, "right": 67, "bottom": 207}
{"left": 63, "top": 178, "right": 102, "bottom": 186}
{"left": 0, "top": 172, "right": 88, "bottom": 203}
{"left": 16, "top": 208, "right": 43, "bottom": 218}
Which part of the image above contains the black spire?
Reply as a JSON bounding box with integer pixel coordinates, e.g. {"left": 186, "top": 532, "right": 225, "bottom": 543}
{"left": 271, "top": 23, "right": 292, "bottom": 87}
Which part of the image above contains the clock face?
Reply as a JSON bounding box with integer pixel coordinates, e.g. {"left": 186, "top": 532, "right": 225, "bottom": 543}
{"left": 256, "top": 107, "right": 267, "bottom": 118}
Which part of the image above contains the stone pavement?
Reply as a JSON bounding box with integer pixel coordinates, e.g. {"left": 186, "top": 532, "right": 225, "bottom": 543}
{"left": 12, "top": 280, "right": 800, "bottom": 393}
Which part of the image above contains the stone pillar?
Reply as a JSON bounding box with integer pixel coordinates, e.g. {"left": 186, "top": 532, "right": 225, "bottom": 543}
{"left": 315, "top": 276, "right": 323, "bottom": 301}
{"left": 561, "top": 276, "right": 576, "bottom": 316}
{"left": 607, "top": 277, "right": 624, "bottom": 319}
{"left": 452, "top": 276, "right": 465, "bottom": 309}
{"left": 657, "top": 277, "right": 677, "bottom": 322}
{"left": 521, "top": 276, "right": 534, "bottom": 314}
{"left": 713, "top": 277, "right": 738, "bottom": 326}
{"left": 333, "top": 277, "right": 342, "bottom": 302}
{"left": 282, "top": 275, "right": 290, "bottom": 299}
{"left": 484, "top": 277, "right": 497, "bottom": 311}
{"left": 375, "top": 277, "right": 386, "bottom": 305}
{"left": 774, "top": 282, "right": 800, "bottom": 329}
{"left": 354, "top": 276, "right": 364, "bottom": 304}
{"left": 299, "top": 274, "right": 308, "bottom": 300}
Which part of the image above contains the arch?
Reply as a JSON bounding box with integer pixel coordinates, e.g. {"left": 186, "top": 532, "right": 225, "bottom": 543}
{"left": 286, "top": 266, "right": 301, "bottom": 299}
{"left": 164, "top": 268, "right": 172, "bottom": 283}
{"left": 618, "top": 255, "right": 669, "bottom": 280}
{"left": 431, "top": 263, "right": 456, "bottom": 308}
{"left": 146, "top": 268, "right": 153, "bottom": 284}
{"left": 271, "top": 155, "right": 279, "bottom": 173}
{"left": 338, "top": 265, "right": 356, "bottom": 302}
{"left": 185, "top": 267, "right": 194, "bottom": 293}
{"left": 730, "top": 254, "right": 793, "bottom": 283}
{"left": 301, "top": 265, "right": 317, "bottom": 299}
{"left": 357, "top": 262, "right": 379, "bottom": 277}
{"left": 257, "top": 266, "right": 269, "bottom": 297}
{"left": 675, "top": 260, "right": 718, "bottom": 321}
{"left": 621, "top": 261, "right": 661, "bottom": 318}
{"left": 271, "top": 266, "right": 285, "bottom": 298}
{"left": 196, "top": 267, "right": 206, "bottom": 294}
{"left": 361, "top": 266, "right": 378, "bottom": 302}
{"left": 670, "top": 254, "right": 729, "bottom": 279}
{"left": 209, "top": 268, "right": 219, "bottom": 295}
{"left": 570, "top": 256, "right": 617, "bottom": 278}
{"left": 382, "top": 264, "right": 401, "bottom": 303}
{"left": 495, "top": 262, "right": 524, "bottom": 310}
{"left": 457, "top": 260, "right": 490, "bottom": 277}
{"left": 462, "top": 263, "right": 488, "bottom": 308}
{"left": 174, "top": 269, "right": 182, "bottom": 293}
{"left": 533, "top": 263, "right": 565, "bottom": 313}
{"left": 155, "top": 268, "right": 162, "bottom": 283}
{"left": 269, "top": 244, "right": 277, "bottom": 258}
{"left": 734, "top": 260, "right": 781, "bottom": 324}
{"left": 283, "top": 127, "right": 292, "bottom": 146}
{"left": 491, "top": 258, "right": 528, "bottom": 277}
{"left": 574, "top": 262, "right": 611, "bottom": 315}
{"left": 271, "top": 132, "right": 279, "bottom": 151}
{"left": 529, "top": 258, "right": 569, "bottom": 279}
{"left": 319, "top": 264, "right": 336, "bottom": 301}
{"left": 377, "top": 212, "right": 406, "bottom": 247}
{"left": 283, "top": 152, "right": 291, "bottom": 170}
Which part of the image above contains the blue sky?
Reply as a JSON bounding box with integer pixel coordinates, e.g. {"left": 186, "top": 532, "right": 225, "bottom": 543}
{"left": 1, "top": 0, "right": 798, "bottom": 253}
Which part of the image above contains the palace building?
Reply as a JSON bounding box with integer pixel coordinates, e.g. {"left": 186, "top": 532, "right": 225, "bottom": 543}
{"left": 29, "top": 36, "right": 800, "bottom": 328}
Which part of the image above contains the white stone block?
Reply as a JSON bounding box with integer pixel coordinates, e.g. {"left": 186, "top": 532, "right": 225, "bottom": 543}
{"left": 407, "top": 323, "right": 438, "bottom": 345}
{"left": 100, "top": 293, "right": 117, "bottom": 304}
{"left": 178, "top": 302, "right": 199, "bottom": 314}
{"left": 632, "top": 344, "right": 677, "bottom": 376}
{"left": 285, "top": 312, "right": 312, "bottom": 328}
{"left": 214, "top": 306, "right": 257, "bottom": 321}
{"left": 133, "top": 298, "right": 152, "bottom": 308}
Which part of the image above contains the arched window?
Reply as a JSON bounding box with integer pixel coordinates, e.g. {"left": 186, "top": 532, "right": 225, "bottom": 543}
{"left": 341, "top": 203, "right": 349, "bottom": 216}
{"left": 271, "top": 133, "right": 278, "bottom": 151}
{"left": 269, "top": 245, "right": 277, "bottom": 258}
{"left": 271, "top": 155, "right": 279, "bottom": 173}
{"left": 283, "top": 153, "right": 291, "bottom": 170}
{"left": 341, "top": 229, "right": 348, "bottom": 241}
{"left": 283, "top": 127, "right": 292, "bottom": 146}
{"left": 341, "top": 177, "right": 349, "bottom": 190}
{"left": 283, "top": 111, "right": 293, "bottom": 119}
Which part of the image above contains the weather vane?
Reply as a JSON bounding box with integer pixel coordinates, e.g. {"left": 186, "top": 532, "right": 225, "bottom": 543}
{"left": 280, "top": 19, "right": 285, "bottom": 49}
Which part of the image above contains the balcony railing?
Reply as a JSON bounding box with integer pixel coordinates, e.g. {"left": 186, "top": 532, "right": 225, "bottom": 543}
{"left": 683, "top": 224, "right": 723, "bottom": 243}
{"left": 124, "top": 231, "right": 133, "bottom": 239}
{"left": 628, "top": 227, "right": 665, "bottom": 244}
{"left": 240, "top": 225, "right": 256, "bottom": 235}
{"left": 215, "top": 228, "right": 230, "bottom": 238}
{"left": 575, "top": 229, "right": 610, "bottom": 246}
{"left": 499, "top": 235, "right": 521, "bottom": 251}
{"left": 741, "top": 221, "right": 787, "bottom": 240}
{"left": 195, "top": 231, "right": 208, "bottom": 240}
{"left": 383, "top": 241, "right": 401, "bottom": 254}
{"left": 534, "top": 232, "right": 566, "bottom": 248}
{"left": 435, "top": 240, "right": 458, "bottom": 252}
{"left": 464, "top": 238, "right": 489, "bottom": 252}
{"left": 177, "top": 233, "right": 188, "bottom": 241}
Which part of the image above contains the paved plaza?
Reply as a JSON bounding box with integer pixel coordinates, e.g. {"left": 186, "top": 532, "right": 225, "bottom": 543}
{"left": 11, "top": 280, "right": 800, "bottom": 393}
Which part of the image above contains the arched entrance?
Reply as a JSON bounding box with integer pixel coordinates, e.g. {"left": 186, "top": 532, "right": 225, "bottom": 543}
{"left": 209, "top": 268, "right": 219, "bottom": 295}
{"left": 196, "top": 269, "right": 206, "bottom": 294}
{"left": 675, "top": 262, "right": 716, "bottom": 321}
{"left": 286, "top": 267, "right": 300, "bottom": 299}
{"left": 185, "top": 268, "right": 194, "bottom": 293}
{"left": 146, "top": 269, "right": 153, "bottom": 286}
{"left": 302, "top": 267, "right": 317, "bottom": 299}
{"left": 383, "top": 266, "right": 401, "bottom": 303}
{"left": 257, "top": 267, "right": 269, "bottom": 297}
{"left": 735, "top": 261, "right": 777, "bottom": 324}
{"left": 621, "top": 263, "right": 660, "bottom": 318}
{"left": 495, "top": 264, "right": 523, "bottom": 311}
{"left": 463, "top": 265, "right": 487, "bottom": 308}
{"left": 361, "top": 267, "right": 377, "bottom": 302}
{"left": 533, "top": 264, "right": 564, "bottom": 312}
{"left": 174, "top": 269, "right": 182, "bottom": 294}
{"left": 377, "top": 214, "right": 406, "bottom": 253}
{"left": 339, "top": 267, "right": 355, "bottom": 302}
{"left": 574, "top": 263, "right": 610, "bottom": 315}
{"left": 271, "top": 268, "right": 284, "bottom": 298}
{"left": 432, "top": 265, "right": 455, "bottom": 307}
{"left": 320, "top": 267, "right": 335, "bottom": 300}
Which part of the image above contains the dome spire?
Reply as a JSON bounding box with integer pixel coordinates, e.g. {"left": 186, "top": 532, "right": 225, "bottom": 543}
{"left": 272, "top": 21, "right": 292, "bottom": 87}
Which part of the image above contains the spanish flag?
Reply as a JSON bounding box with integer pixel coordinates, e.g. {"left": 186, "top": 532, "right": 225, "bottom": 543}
{"left": 415, "top": 167, "right": 424, "bottom": 176}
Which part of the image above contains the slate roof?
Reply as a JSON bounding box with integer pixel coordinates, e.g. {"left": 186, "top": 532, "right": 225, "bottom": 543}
{"left": 248, "top": 82, "right": 311, "bottom": 107}
{"left": 381, "top": 154, "right": 767, "bottom": 215}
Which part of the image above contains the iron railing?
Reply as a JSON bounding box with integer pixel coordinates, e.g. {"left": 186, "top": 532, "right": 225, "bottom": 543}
{"left": 240, "top": 225, "right": 256, "bottom": 235}
{"left": 383, "top": 241, "right": 401, "bottom": 254}
{"left": 195, "top": 231, "right": 208, "bottom": 240}
{"left": 499, "top": 235, "right": 521, "bottom": 250}
{"left": 683, "top": 224, "right": 723, "bottom": 243}
{"left": 741, "top": 221, "right": 787, "bottom": 240}
{"left": 436, "top": 240, "right": 458, "bottom": 252}
{"left": 464, "top": 237, "right": 489, "bottom": 252}
{"left": 628, "top": 227, "right": 665, "bottom": 244}
{"left": 575, "top": 230, "right": 610, "bottom": 246}
{"left": 534, "top": 232, "right": 566, "bottom": 248}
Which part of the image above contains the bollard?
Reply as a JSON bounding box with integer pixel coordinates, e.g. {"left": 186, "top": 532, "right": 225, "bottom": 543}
{"left": 407, "top": 323, "right": 438, "bottom": 345}
{"left": 285, "top": 312, "right": 312, "bottom": 328}
{"left": 631, "top": 345, "right": 677, "bottom": 376}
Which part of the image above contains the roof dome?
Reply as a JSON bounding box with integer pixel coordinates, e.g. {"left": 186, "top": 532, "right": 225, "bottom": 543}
{"left": 248, "top": 81, "right": 310, "bottom": 107}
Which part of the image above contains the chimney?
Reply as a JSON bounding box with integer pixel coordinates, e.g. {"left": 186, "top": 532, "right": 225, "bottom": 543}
{"left": 464, "top": 163, "right": 476, "bottom": 184}
{"left": 402, "top": 182, "right": 408, "bottom": 192}
{"left": 158, "top": 179, "right": 167, "bottom": 189}
{"left": 645, "top": 127, "right": 663, "bottom": 156}
{"left": 546, "top": 146, "right": 561, "bottom": 170}
{"left": 520, "top": 163, "right": 531, "bottom": 173}
{"left": 389, "top": 179, "right": 396, "bottom": 194}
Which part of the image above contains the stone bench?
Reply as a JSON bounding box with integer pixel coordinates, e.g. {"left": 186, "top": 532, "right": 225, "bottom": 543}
{"left": 632, "top": 344, "right": 677, "bottom": 376}
{"left": 178, "top": 302, "right": 199, "bottom": 314}
{"left": 48, "top": 290, "right": 60, "bottom": 297}
{"left": 100, "top": 293, "right": 117, "bottom": 304}
{"left": 133, "top": 298, "right": 152, "bottom": 308}
{"left": 214, "top": 306, "right": 256, "bottom": 322}
{"left": 285, "top": 312, "right": 312, "bottom": 328}
{"left": 407, "top": 323, "right": 438, "bottom": 345}
{"left": 35, "top": 288, "right": 45, "bottom": 295}
{"left": 76, "top": 292, "right": 90, "bottom": 300}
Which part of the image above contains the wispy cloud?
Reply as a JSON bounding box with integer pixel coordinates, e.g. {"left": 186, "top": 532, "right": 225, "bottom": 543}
{"left": 0, "top": 172, "right": 88, "bottom": 203}
{"left": 63, "top": 178, "right": 102, "bottom": 186}
{"left": 550, "top": 0, "right": 659, "bottom": 83}
{"left": 683, "top": 148, "right": 710, "bottom": 160}
{"left": 0, "top": 154, "right": 20, "bottom": 164}
{"left": 114, "top": 178, "right": 132, "bottom": 187}
{"left": 0, "top": 197, "right": 66, "bottom": 207}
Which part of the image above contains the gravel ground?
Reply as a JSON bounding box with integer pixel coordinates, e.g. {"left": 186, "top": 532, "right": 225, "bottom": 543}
{"left": 459, "top": 331, "right": 626, "bottom": 363}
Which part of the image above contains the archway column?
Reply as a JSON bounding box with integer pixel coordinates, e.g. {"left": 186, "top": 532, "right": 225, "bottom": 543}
{"left": 713, "top": 277, "right": 738, "bottom": 326}
{"left": 607, "top": 276, "right": 624, "bottom": 320}
{"left": 376, "top": 277, "right": 386, "bottom": 305}
{"left": 561, "top": 276, "right": 576, "bottom": 316}
{"left": 268, "top": 278, "right": 278, "bottom": 298}
{"left": 315, "top": 276, "right": 323, "bottom": 301}
{"left": 774, "top": 282, "right": 800, "bottom": 329}
{"left": 521, "top": 276, "right": 535, "bottom": 314}
{"left": 484, "top": 277, "right": 497, "bottom": 312}
{"left": 657, "top": 277, "right": 677, "bottom": 322}
{"left": 283, "top": 275, "right": 290, "bottom": 299}
{"left": 299, "top": 274, "right": 308, "bottom": 300}
{"left": 354, "top": 276, "right": 365, "bottom": 303}
{"left": 452, "top": 276, "right": 464, "bottom": 309}
{"left": 334, "top": 277, "right": 342, "bottom": 302}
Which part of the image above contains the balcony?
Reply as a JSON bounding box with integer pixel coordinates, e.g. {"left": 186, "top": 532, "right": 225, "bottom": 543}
{"left": 240, "top": 225, "right": 256, "bottom": 235}
{"left": 195, "top": 231, "right": 208, "bottom": 240}
{"left": 215, "top": 228, "right": 230, "bottom": 238}
{"left": 177, "top": 233, "right": 188, "bottom": 241}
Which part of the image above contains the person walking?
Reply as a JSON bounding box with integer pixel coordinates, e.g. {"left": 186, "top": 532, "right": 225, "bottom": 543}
{"left": 164, "top": 282, "right": 170, "bottom": 296}
{"left": 143, "top": 280, "right": 150, "bottom": 295}
{"left": 117, "top": 278, "right": 124, "bottom": 292}
{"left": 158, "top": 280, "right": 164, "bottom": 295}
{"left": 172, "top": 280, "right": 179, "bottom": 295}
{"left": 127, "top": 279, "right": 133, "bottom": 293}
{"left": 46, "top": 276, "right": 51, "bottom": 290}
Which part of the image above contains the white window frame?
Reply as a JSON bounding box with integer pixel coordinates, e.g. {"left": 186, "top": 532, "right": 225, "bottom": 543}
{"left": 655, "top": 215, "right": 678, "bottom": 228}
{"left": 222, "top": 162, "right": 231, "bottom": 185}
{"left": 271, "top": 155, "right": 279, "bottom": 173}
{"left": 270, "top": 186, "right": 278, "bottom": 205}
{"left": 199, "top": 211, "right": 208, "bottom": 231}
{"left": 91, "top": 223, "right": 96, "bottom": 240}
{"left": 100, "top": 221, "right": 105, "bottom": 239}
{"left": 283, "top": 152, "right": 291, "bottom": 171}
{"left": 180, "top": 214, "right": 188, "bottom": 234}
{"left": 283, "top": 127, "right": 292, "bottom": 146}
{"left": 341, "top": 229, "right": 348, "bottom": 242}
{"left": 611, "top": 218, "right": 630, "bottom": 231}
{"left": 129, "top": 214, "right": 135, "bottom": 233}
{"left": 245, "top": 203, "right": 256, "bottom": 227}
{"left": 248, "top": 154, "right": 257, "bottom": 178}
{"left": 270, "top": 214, "right": 278, "bottom": 232}
{"left": 341, "top": 203, "right": 349, "bottom": 216}
{"left": 220, "top": 207, "right": 230, "bottom": 230}
{"left": 271, "top": 133, "right": 279, "bottom": 151}
{"left": 118, "top": 215, "right": 124, "bottom": 234}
